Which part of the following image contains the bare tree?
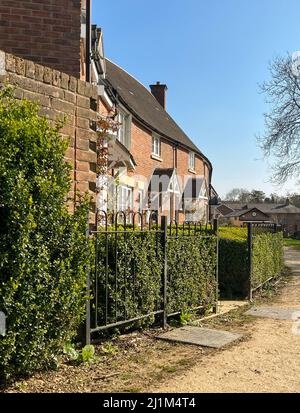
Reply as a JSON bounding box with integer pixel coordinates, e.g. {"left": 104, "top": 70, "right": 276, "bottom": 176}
{"left": 225, "top": 188, "right": 267, "bottom": 203}
{"left": 260, "top": 54, "right": 300, "bottom": 183}
{"left": 249, "top": 190, "right": 266, "bottom": 203}
{"left": 225, "top": 188, "right": 251, "bottom": 202}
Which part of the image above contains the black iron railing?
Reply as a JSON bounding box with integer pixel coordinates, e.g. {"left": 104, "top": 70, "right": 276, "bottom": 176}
{"left": 84, "top": 211, "right": 219, "bottom": 344}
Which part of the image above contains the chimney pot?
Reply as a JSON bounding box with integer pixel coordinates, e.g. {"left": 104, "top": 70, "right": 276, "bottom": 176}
{"left": 150, "top": 82, "right": 168, "bottom": 110}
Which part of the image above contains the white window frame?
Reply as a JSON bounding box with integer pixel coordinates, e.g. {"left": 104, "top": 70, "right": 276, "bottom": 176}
{"left": 168, "top": 173, "right": 181, "bottom": 194}
{"left": 117, "top": 106, "right": 131, "bottom": 149}
{"left": 189, "top": 151, "right": 195, "bottom": 171}
{"left": 152, "top": 134, "right": 161, "bottom": 157}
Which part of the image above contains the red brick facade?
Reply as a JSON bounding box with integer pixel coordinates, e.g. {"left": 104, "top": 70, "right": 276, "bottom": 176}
{"left": 0, "top": 0, "right": 83, "bottom": 78}
{"left": 129, "top": 119, "right": 206, "bottom": 182}
{"left": 128, "top": 119, "right": 210, "bottom": 222}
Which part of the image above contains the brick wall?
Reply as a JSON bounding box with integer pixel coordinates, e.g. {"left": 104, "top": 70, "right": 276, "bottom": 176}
{"left": 127, "top": 118, "right": 210, "bottom": 223}
{"left": 129, "top": 119, "right": 207, "bottom": 186}
{"left": 0, "top": 50, "right": 97, "bottom": 222}
{"left": 0, "top": 0, "right": 83, "bottom": 78}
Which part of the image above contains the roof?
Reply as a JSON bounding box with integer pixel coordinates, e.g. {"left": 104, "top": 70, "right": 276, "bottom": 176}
{"left": 223, "top": 201, "right": 300, "bottom": 215}
{"left": 104, "top": 59, "right": 212, "bottom": 169}
{"left": 223, "top": 202, "right": 277, "bottom": 213}
{"left": 272, "top": 204, "right": 300, "bottom": 214}
{"left": 150, "top": 168, "right": 175, "bottom": 179}
{"left": 224, "top": 207, "right": 270, "bottom": 219}
{"left": 216, "top": 204, "right": 234, "bottom": 216}
{"left": 148, "top": 168, "right": 176, "bottom": 193}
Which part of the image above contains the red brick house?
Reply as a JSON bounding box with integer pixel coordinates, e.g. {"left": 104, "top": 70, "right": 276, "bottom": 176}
{"left": 214, "top": 199, "right": 300, "bottom": 236}
{"left": 93, "top": 30, "right": 213, "bottom": 223}
{"left": 0, "top": 1, "right": 214, "bottom": 224}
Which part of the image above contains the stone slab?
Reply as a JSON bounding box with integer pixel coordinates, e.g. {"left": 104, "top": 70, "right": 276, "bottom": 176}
{"left": 246, "top": 306, "right": 300, "bottom": 320}
{"left": 157, "top": 326, "right": 243, "bottom": 349}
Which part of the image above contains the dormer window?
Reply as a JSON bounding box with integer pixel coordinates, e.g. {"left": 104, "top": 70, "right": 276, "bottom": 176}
{"left": 189, "top": 151, "right": 195, "bottom": 171}
{"left": 117, "top": 107, "right": 131, "bottom": 149}
{"left": 152, "top": 134, "right": 161, "bottom": 157}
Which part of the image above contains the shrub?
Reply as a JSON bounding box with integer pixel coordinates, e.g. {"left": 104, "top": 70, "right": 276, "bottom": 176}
{"left": 252, "top": 232, "right": 283, "bottom": 288}
{"left": 0, "top": 88, "right": 88, "bottom": 381}
{"left": 93, "top": 231, "right": 162, "bottom": 326}
{"left": 92, "top": 229, "right": 218, "bottom": 326}
{"left": 219, "top": 227, "right": 247, "bottom": 241}
{"left": 218, "top": 238, "right": 249, "bottom": 298}
{"left": 218, "top": 227, "right": 284, "bottom": 299}
{"left": 167, "top": 235, "right": 217, "bottom": 313}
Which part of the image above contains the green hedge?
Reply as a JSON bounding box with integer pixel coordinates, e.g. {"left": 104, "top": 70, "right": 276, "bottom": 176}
{"left": 219, "top": 227, "right": 247, "bottom": 241}
{"left": 0, "top": 88, "right": 88, "bottom": 381}
{"left": 167, "top": 235, "right": 217, "bottom": 313}
{"left": 218, "top": 239, "right": 249, "bottom": 298}
{"left": 218, "top": 227, "right": 284, "bottom": 299}
{"left": 93, "top": 231, "right": 218, "bottom": 325}
{"left": 93, "top": 232, "right": 162, "bottom": 325}
{"left": 252, "top": 232, "right": 283, "bottom": 288}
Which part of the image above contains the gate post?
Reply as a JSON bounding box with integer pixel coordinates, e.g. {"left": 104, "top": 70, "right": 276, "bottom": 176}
{"left": 213, "top": 219, "right": 219, "bottom": 314}
{"left": 160, "top": 215, "right": 168, "bottom": 329}
{"left": 84, "top": 210, "right": 91, "bottom": 346}
{"left": 247, "top": 222, "right": 253, "bottom": 302}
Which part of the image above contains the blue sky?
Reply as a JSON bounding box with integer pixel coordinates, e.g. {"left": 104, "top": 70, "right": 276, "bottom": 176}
{"left": 93, "top": 0, "right": 300, "bottom": 198}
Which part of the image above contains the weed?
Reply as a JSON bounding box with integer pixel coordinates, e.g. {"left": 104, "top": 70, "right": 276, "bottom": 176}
{"left": 180, "top": 311, "right": 192, "bottom": 326}
{"left": 101, "top": 342, "right": 118, "bottom": 356}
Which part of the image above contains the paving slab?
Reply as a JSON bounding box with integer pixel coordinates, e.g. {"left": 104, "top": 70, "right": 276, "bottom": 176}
{"left": 246, "top": 306, "right": 300, "bottom": 320}
{"left": 157, "top": 326, "right": 243, "bottom": 349}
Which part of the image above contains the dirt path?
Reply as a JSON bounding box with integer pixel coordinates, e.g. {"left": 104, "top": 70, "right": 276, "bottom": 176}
{"left": 151, "top": 247, "right": 300, "bottom": 393}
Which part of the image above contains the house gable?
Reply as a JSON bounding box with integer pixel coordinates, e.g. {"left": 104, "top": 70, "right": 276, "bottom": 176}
{"left": 239, "top": 208, "right": 271, "bottom": 222}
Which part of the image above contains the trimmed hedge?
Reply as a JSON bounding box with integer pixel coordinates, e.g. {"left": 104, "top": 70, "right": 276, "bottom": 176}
{"left": 0, "top": 88, "right": 88, "bottom": 381}
{"left": 218, "top": 227, "right": 284, "bottom": 299}
{"left": 167, "top": 235, "right": 217, "bottom": 314}
{"left": 218, "top": 238, "right": 249, "bottom": 298}
{"left": 94, "top": 232, "right": 162, "bottom": 325}
{"left": 93, "top": 231, "right": 218, "bottom": 325}
{"left": 252, "top": 232, "right": 283, "bottom": 288}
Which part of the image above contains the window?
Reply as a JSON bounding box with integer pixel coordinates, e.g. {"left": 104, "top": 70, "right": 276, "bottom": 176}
{"left": 152, "top": 134, "right": 161, "bottom": 157}
{"left": 118, "top": 186, "right": 133, "bottom": 212}
{"left": 189, "top": 152, "right": 195, "bottom": 170}
{"left": 117, "top": 108, "right": 131, "bottom": 149}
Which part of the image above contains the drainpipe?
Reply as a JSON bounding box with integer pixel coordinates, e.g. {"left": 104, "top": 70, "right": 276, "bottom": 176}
{"left": 86, "top": 0, "right": 92, "bottom": 83}
{"left": 173, "top": 143, "right": 178, "bottom": 169}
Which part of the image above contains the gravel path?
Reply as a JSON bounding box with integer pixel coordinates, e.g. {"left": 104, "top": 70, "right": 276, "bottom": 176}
{"left": 152, "top": 248, "right": 300, "bottom": 393}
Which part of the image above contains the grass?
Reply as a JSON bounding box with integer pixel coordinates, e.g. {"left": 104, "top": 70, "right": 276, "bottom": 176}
{"left": 283, "top": 238, "right": 300, "bottom": 250}
{"left": 219, "top": 226, "right": 247, "bottom": 241}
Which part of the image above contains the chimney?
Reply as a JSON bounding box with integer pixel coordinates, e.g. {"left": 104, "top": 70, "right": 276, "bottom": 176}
{"left": 150, "top": 81, "right": 168, "bottom": 110}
